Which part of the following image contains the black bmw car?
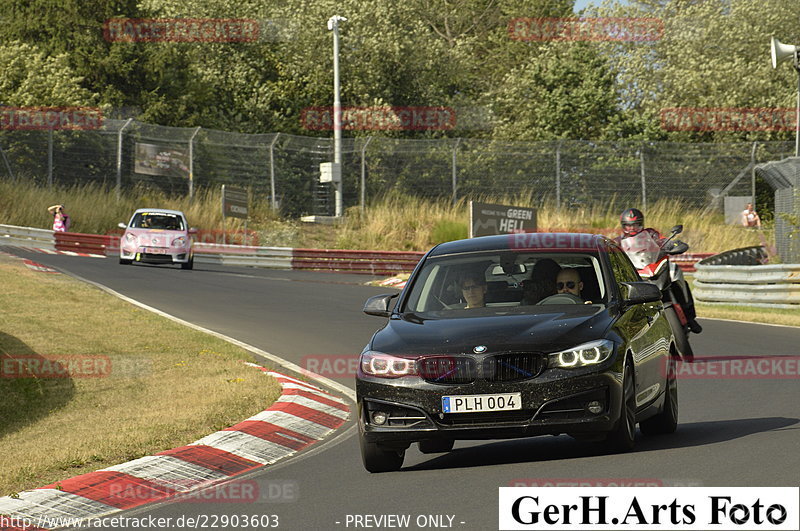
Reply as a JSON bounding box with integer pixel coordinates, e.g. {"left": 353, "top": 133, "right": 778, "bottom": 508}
{"left": 356, "top": 233, "right": 680, "bottom": 472}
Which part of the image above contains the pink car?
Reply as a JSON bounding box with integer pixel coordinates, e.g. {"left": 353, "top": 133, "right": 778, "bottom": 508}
{"left": 118, "top": 209, "right": 194, "bottom": 269}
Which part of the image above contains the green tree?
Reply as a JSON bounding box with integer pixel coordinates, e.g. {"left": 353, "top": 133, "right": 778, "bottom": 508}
{"left": 0, "top": 41, "right": 96, "bottom": 106}
{"left": 595, "top": 0, "right": 800, "bottom": 142}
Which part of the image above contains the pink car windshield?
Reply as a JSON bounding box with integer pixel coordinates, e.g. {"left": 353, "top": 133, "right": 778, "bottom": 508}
{"left": 130, "top": 213, "right": 184, "bottom": 231}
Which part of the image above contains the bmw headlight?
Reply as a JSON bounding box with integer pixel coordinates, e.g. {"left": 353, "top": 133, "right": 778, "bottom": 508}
{"left": 360, "top": 351, "right": 417, "bottom": 378}
{"left": 548, "top": 339, "right": 615, "bottom": 369}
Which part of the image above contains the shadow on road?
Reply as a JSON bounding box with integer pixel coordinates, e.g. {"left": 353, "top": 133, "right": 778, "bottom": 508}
{"left": 405, "top": 417, "right": 799, "bottom": 472}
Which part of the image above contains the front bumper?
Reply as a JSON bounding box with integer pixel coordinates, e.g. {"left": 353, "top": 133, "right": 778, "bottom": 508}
{"left": 357, "top": 366, "right": 623, "bottom": 445}
{"left": 120, "top": 246, "right": 191, "bottom": 264}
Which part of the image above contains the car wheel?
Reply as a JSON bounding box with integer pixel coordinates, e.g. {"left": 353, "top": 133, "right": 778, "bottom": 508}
{"left": 640, "top": 356, "right": 678, "bottom": 435}
{"left": 119, "top": 258, "right": 132, "bottom": 265}
{"left": 181, "top": 255, "right": 193, "bottom": 270}
{"left": 360, "top": 433, "right": 405, "bottom": 473}
{"left": 665, "top": 307, "right": 693, "bottom": 362}
{"left": 418, "top": 438, "right": 455, "bottom": 454}
{"left": 603, "top": 357, "right": 636, "bottom": 453}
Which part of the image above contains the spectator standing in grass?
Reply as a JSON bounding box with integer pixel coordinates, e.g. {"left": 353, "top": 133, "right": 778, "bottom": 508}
{"left": 48, "top": 204, "right": 70, "bottom": 232}
{"left": 741, "top": 203, "right": 761, "bottom": 228}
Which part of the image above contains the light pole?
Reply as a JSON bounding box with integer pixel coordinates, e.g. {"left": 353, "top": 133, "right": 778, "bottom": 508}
{"left": 328, "top": 15, "right": 347, "bottom": 217}
{"left": 771, "top": 37, "right": 800, "bottom": 156}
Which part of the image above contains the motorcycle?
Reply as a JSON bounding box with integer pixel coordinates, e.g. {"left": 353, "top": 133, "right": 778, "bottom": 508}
{"left": 620, "top": 225, "right": 699, "bottom": 361}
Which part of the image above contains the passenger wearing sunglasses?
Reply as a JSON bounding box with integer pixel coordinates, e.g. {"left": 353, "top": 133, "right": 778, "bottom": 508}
{"left": 459, "top": 274, "right": 487, "bottom": 309}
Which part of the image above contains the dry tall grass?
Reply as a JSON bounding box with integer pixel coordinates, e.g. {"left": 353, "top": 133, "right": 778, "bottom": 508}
{"left": 337, "top": 193, "right": 771, "bottom": 254}
{"left": 0, "top": 181, "right": 277, "bottom": 236}
{"left": 0, "top": 180, "right": 771, "bottom": 253}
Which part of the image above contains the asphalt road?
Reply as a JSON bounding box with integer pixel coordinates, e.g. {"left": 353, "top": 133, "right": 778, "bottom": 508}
{"left": 6, "top": 250, "right": 800, "bottom": 531}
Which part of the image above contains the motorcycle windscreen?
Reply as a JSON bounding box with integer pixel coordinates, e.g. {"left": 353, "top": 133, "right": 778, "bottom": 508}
{"left": 620, "top": 231, "right": 663, "bottom": 270}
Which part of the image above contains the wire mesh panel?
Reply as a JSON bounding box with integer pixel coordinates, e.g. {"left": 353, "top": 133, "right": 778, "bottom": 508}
{"left": 558, "top": 141, "right": 643, "bottom": 207}
{"left": 457, "top": 139, "right": 558, "bottom": 203}
{"left": 363, "top": 137, "right": 455, "bottom": 202}
{"left": 756, "top": 157, "right": 800, "bottom": 263}
{"left": 2, "top": 118, "right": 800, "bottom": 227}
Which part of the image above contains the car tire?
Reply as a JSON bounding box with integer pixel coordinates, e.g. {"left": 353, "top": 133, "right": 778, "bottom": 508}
{"left": 181, "top": 255, "right": 193, "bottom": 270}
{"left": 360, "top": 433, "right": 405, "bottom": 473}
{"left": 603, "top": 357, "right": 636, "bottom": 453}
{"left": 640, "top": 356, "right": 678, "bottom": 436}
{"left": 665, "top": 307, "right": 693, "bottom": 361}
{"left": 119, "top": 258, "right": 132, "bottom": 265}
{"left": 418, "top": 438, "right": 455, "bottom": 454}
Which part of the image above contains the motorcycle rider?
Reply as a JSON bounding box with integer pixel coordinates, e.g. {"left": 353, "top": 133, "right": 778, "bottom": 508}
{"left": 615, "top": 208, "right": 702, "bottom": 334}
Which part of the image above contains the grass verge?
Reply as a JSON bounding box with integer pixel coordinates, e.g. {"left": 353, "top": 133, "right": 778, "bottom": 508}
{"left": 696, "top": 303, "right": 800, "bottom": 328}
{"left": 0, "top": 254, "right": 282, "bottom": 495}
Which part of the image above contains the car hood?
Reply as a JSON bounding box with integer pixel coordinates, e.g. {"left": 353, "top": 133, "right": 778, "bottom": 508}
{"left": 124, "top": 228, "right": 188, "bottom": 245}
{"left": 371, "top": 309, "right": 614, "bottom": 355}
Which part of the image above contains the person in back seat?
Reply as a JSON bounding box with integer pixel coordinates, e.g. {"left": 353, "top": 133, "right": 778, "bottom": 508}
{"left": 521, "top": 258, "right": 561, "bottom": 305}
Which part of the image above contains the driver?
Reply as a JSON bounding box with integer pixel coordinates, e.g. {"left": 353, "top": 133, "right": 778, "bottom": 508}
{"left": 556, "top": 268, "right": 583, "bottom": 298}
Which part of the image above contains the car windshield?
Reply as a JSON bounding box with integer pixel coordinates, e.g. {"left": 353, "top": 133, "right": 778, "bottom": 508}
{"left": 130, "top": 213, "right": 184, "bottom": 230}
{"left": 402, "top": 250, "right": 607, "bottom": 318}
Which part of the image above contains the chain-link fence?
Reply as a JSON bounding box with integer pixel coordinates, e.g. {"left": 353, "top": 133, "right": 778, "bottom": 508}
{"left": 756, "top": 157, "right": 800, "bottom": 263}
{"left": 0, "top": 119, "right": 797, "bottom": 220}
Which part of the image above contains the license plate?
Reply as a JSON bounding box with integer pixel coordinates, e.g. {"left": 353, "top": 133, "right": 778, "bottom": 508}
{"left": 145, "top": 248, "right": 167, "bottom": 254}
{"left": 442, "top": 393, "right": 522, "bottom": 414}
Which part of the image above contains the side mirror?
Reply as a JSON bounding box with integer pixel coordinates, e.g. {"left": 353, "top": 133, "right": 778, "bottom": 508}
{"left": 670, "top": 225, "right": 683, "bottom": 235}
{"left": 118, "top": 222, "right": 127, "bottom": 229}
{"left": 665, "top": 240, "right": 689, "bottom": 255}
{"left": 363, "top": 293, "right": 399, "bottom": 317}
{"left": 189, "top": 228, "right": 198, "bottom": 234}
{"left": 620, "top": 282, "right": 662, "bottom": 305}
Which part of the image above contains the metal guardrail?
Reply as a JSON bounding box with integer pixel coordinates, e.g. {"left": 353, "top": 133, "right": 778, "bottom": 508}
{"left": 0, "top": 224, "right": 712, "bottom": 277}
{"left": 672, "top": 253, "right": 713, "bottom": 273}
{"left": 54, "top": 232, "right": 111, "bottom": 255}
{"left": 0, "top": 224, "right": 55, "bottom": 249}
{"left": 694, "top": 246, "right": 800, "bottom": 306}
{"left": 194, "top": 243, "right": 294, "bottom": 268}
{"left": 291, "top": 248, "right": 423, "bottom": 275}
